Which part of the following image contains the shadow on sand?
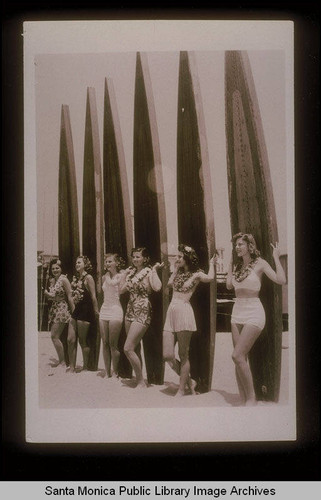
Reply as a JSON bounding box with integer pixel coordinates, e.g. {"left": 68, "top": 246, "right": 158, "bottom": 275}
{"left": 213, "top": 389, "right": 243, "bottom": 407}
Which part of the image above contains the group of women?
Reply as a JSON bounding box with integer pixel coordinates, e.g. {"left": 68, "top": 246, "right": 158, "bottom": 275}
{"left": 43, "top": 233, "right": 286, "bottom": 405}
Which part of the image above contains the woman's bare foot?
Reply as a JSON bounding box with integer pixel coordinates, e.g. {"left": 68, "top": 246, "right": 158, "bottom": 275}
{"left": 136, "top": 379, "right": 147, "bottom": 389}
{"left": 187, "top": 377, "right": 197, "bottom": 395}
{"left": 245, "top": 399, "right": 257, "bottom": 407}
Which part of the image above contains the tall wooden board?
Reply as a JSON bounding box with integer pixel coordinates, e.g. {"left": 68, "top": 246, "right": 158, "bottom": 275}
{"left": 177, "top": 51, "right": 217, "bottom": 393}
{"left": 58, "top": 105, "right": 80, "bottom": 279}
{"left": 58, "top": 105, "right": 80, "bottom": 364}
{"left": 103, "top": 78, "right": 133, "bottom": 378}
{"left": 225, "top": 50, "right": 283, "bottom": 401}
{"left": 82, "top": 87, "right": 104, "bottom": 371}
{"left": 133, "top": 52, "right": 169, "bottom": 385}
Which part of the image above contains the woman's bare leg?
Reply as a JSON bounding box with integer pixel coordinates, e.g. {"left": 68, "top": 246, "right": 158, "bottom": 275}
{"left": 99, "top": 319, "right": 111, "bottom": 377}
{"left": 231, "top": 323, "right": 246, "bottom": 404}
{"left": 163, "top": 329, "right": 180, "bottom": 375}
{"left": 109, "top": 320, "right": 122, "bottom": 377}
{"left": 67, "top": 318, "right": 77, "bottom": 372}
{"left": 176, "top": 330, "right": 193, "bottom": 396}
{"left": 77, "top": 320, "right": 91, "bottom": 371}
{"left": 232, "top": 323, "right": 262, "bottom": 406}
{"left": 124, "top": 321, "right": 148, "bottom": 387}
{"left": 50, "top": 323, "right": 66, "bottom": 365}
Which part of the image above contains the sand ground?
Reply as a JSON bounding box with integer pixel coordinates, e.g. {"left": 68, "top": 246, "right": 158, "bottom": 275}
{"left": 38, "top": 330, "right": 289, "bottom": 409}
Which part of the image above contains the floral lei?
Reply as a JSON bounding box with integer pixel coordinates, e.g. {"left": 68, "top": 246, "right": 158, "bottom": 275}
{"left": 173, "top": 270, "right": 198, "bottom": 292}
{"left": 48, "top": 274, "right": 67, "bottom": 296}
{"left": 71, "top": 273, "right": 87, "bottom": 304}
{"left": 126, "top": 266, "right": 151, "bottom": 285}
{"left": 233, "top": 258, "right": 259, "bottom": 283}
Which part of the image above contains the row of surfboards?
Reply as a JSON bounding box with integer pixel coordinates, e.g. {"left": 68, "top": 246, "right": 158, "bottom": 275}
{"left": 57, "top": 51, "right": 282, "bottom": 401}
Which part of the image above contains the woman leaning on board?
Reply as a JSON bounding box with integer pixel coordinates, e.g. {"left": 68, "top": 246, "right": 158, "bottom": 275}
{"left": 226, "top": 232, "right": 286, "bottom": 406}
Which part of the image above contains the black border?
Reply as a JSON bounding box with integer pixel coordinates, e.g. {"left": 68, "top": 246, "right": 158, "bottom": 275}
{"left": 2, "top": 2, "right": 320, "bottom": 482}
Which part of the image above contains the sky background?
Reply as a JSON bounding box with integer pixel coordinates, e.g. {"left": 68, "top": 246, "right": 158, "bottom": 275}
{"left": 35, "top": 50, "right": 286, "bottom": 270}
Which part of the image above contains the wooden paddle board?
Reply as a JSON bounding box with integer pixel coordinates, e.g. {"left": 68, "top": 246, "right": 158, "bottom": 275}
{"left": 225, "top": 50, "right": 283, "bottom": 402}
{"left": 177, "top": 51, "right": 217, "bottom": 393}
{"left": 58, "top": 104, "right": 80, "bottom": 365}
{"left": 82, "top": 87, "right": 104, "bottom": 371}
{"left": 133, "top": 52, "right": 169, "bottom": 385}
{"left": 103, "top": 77, "right": 133, "bottom": 378}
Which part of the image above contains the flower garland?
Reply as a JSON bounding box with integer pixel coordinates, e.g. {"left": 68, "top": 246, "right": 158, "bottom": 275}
{"left": 126, "top": 266, "right": 151, "bottom": 286}
{"left": 48, "top": 274, "right": 65, "bottom": 299}
{"left": 233, "top": 257, "right": 259, "bottom": 283}
{"left": 71, "top": 273, "right": 87, "bottom": 304}
{"left": 173, "top": 270, "right": 197, "bottom": 293}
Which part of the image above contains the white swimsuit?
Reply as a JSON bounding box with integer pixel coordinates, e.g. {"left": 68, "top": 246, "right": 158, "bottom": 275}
{"left": 231, "top": 269, "right": 266, "bottom": 330}
{"left": 99, "top": 274, "right": 123, "bottom": 322}
{"left": 163, "top": 274, "right": 198, "bottom": 333}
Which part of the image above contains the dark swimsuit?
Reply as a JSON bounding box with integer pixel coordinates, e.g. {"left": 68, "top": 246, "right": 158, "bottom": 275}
{"left": 71, "top": 273, "right": 95, "bottom": 323}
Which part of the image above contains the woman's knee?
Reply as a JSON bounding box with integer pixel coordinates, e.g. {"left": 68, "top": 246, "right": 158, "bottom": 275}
{"left": 163, "top": 351, "right": 175, "bottom": 362}
{"left": 51, "top": 330, "right": 59, "bottom": 341}
{"left": 67, "top": 335, "right": 76, "bottom": 346}
{"left": 110, "top": 340, "right": 119, "bottom": 352}
{"left": 232, "top": 350, "right": 245, "bottom": 365}
{"left": 123, "top": 344, "right": 133, "bottom": 357}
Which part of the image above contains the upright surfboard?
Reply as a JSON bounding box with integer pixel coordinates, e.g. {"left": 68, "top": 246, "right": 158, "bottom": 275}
{"left": 82, "top": 87, "right": 104, "bottom": 371}
{"left": 103, "top": 77, "right": 133, "bottom": 378}
{"left": 133, "top": 52, "right": 169, "bottom": 385}
{"left": 225, "top": 50, "right": 283, "bottom": 402}
{"left": 58, "top": 105, "right": 80, "bottom": 365}
{"left": 177, "top": 51, "right": 217, "bottom": 393}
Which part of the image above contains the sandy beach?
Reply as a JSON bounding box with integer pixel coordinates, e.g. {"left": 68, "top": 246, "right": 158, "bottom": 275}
{"left": 38, "top": 330, "right": 289, "bottom": 409}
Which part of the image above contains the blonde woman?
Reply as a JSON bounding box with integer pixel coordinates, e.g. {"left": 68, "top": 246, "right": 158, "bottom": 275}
{"left": 226, "top": 233, "right": 286, "bottom": 406}
{"left": 99, "top": 253, "right": 126, "bottom": 379}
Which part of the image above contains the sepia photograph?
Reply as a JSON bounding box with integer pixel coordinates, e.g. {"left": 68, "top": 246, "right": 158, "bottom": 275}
{"left": 24, "top": 20, "right": 295, "bottom": 443}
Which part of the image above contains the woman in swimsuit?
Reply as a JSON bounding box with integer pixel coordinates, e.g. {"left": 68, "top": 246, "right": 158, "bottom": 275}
{"left": 120, "top": 247, "right": 163, "bottom": 388}
{"left": 44, "top": 258, "right": 74, "bottom": 368}
{"left": 99, "top": 253, "right": 126, "bottom": 380}
{"left": 67, "top": 256, "right": 99, "bottom": 373}
{"left": 162, "top": 244, "right": 216, "bottom": 397}
{"left": 226, "top": 233, "right": 286, "bottom": 406}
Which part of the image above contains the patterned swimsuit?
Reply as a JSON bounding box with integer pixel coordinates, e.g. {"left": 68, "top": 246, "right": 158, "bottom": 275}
{"left": 48, "top": 274, "right": 71, "bottom": 325}
{"left": 125, "top": 268, "right": 153, "bottom": 327}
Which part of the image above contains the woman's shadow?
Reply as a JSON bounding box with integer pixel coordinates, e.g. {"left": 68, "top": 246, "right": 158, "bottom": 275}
{"left": 213, "top": 389, "right": 243, "bottom": 406}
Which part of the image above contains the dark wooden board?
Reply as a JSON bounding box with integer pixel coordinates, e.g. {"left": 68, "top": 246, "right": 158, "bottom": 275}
{"left": 225, "top": 50, "right": 283, "bottom": 402}
{"left": 133, "top": 52, "right": 170, "bottom": 385}
{"left": 103, "top": 78, "right": 133, "bottom": 378}
{"left": 177, "top": 51, "right": 217, "bottom": 393}
{"left": 82, "top": 88, "right": 104, "bottom": 371}
{"left": 58, "top": 105, "right": 80, "bottom": 365}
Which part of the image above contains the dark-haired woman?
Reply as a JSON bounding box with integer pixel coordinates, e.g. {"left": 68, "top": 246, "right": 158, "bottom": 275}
{"left": 67, "top": 255, "right": 99, "bottom": 373}
{"left": 163, "top": 244, "right": 216, "bottom": 397}
{"left": 99, "top": 253, "right": 126, "bottom": 379}
{"left": 226, "top": 233, "right": 286, "bottom": 406}
{"left": 44, "top": 258, "right": 74, "bottom": 368}
{"left": 120, "top": 247, "right": 163, "bottom": 388}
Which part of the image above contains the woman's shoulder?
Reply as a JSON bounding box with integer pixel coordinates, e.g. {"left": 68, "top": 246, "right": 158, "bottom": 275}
{"left": 254, "top": 257, "right": 266, "bottom": 268}
{"left": 252, "top": 257, "right": 267, "bottom": 274}
{"left": 84, "top": 273, "right": 94, "bottom": 283}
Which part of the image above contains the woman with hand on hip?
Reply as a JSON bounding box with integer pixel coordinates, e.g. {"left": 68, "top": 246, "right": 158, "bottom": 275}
{"left": 99, "top": 253, "right": 126, "bottom": 380}
{"left": 44, "top": 258, "right": 74, "bottom": 369}
{"left": 226, "top": 233, "right": 286, "bottom": 406}
{"left": 162, "top": 244, "right": 216, "bottom": 397}
{"left": 120, "top": 247, "right": 163, "bottom": 388}
{"left": 67, "top": 255, "right": 99, "bottom": 373}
